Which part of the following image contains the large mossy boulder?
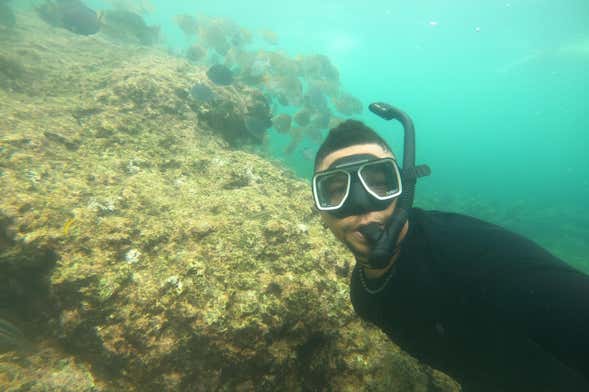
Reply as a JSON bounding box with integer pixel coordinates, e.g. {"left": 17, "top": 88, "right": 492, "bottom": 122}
{"left": 0, "top": 11, "right": 459, "bottom": 391}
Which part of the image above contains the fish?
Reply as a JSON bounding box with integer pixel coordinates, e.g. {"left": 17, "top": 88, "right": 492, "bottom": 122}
{"left": 284, "top": 127, "right": 304, "bottom": 155}
{"left": 206, "top": 64, "right": 233, "bottom": 86}
{"left": 189, "top": 82, "right": 215, "bottom": 103}
{"left": 104, "top": 0, "right": 155, "bottom": 15}
{"left": 264, "top": 75, "right": 303, "bottom": 107}
{"left": 293, "top": 108, "right": 311, "bottom": 127}
{"left": 275, "top": 93, "right": 289, "bottom": 106}
{"left": 58, "top": 0, "right": 102, "bottom": 36}
{"left": 271, "top": 113, "right": 291, "bottom": 133}
{"left": 308, "top": 79, "right": 339, "bottom": 98}
{"left": 101, "top": 9, "right": 159, "bottom": 45}
{"left": 244, "top": 114, "right": 271, "bottom": 141}
{"left": 307, "top": 126, "right": 324, "bottom": 143}
{"left": 199, "top": 21, "right": 231, "bottom": 55}
{"left": 175, "top": 13, "right": 197, "bottom": 36}
{"left": 249, "top": 56, "right": 271, "bottom": 79}
{"left": 303, "top": 85, "right": 328, "bottom": 113}
{"left": 309, "top": 111, "right": 331, "bottom": 130}
{"left": 328, "top": 116, "right": 343, "bottom": 130}
{"left": 333, "top": 93, "right": 363, "bottom": 116}
{"left": 300, "top": 54, "right": 339, "bottom": 83}
{"left": 302, "top": 146, "right": 316, "bottom": 161}
{"left": 185, "top": 44, "right": 206, "bottom": 62}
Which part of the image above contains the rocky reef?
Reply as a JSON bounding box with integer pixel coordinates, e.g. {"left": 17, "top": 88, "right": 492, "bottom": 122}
{"left": 0, "top": 10, "right": 460, "bottom": 391}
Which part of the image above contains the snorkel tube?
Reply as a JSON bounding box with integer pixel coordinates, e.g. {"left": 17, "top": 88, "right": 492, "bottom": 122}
{"left": 357, "top": 103, "right": 431, "bottom": 269}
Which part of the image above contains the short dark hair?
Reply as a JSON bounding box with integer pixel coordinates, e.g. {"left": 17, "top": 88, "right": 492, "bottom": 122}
{"left": 314, "top": 119, "right": 391, "bottom": 171}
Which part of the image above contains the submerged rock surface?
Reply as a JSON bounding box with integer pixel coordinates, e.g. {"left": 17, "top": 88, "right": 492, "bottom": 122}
{"left": 0, "top": 11, "right": 459, "bottom": 391}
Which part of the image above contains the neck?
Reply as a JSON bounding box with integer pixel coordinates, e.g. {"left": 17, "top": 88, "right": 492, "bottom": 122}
{"left": 362, "top": 219, "right": 409, "bottom": 279}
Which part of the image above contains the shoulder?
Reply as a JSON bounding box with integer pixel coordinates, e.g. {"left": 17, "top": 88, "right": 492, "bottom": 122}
{"left": 409, "top": 207, "right": 575, "bottom": 278}
{"left": 411, "top": 207, "right": 550, "bottom": 258}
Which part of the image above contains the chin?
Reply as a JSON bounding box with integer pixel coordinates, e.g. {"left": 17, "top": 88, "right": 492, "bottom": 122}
{"left": 345, "top": 239, "right": 371, "bottom": 259}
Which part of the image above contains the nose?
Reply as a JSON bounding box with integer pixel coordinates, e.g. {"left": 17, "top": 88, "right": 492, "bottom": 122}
{"left": 345, "top": 180, "right": 374, "bottom": 215}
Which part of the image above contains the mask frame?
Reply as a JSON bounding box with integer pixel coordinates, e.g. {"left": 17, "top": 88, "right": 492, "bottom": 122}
{"left": 312, "top": 157, "right": 403, "bottom": 212}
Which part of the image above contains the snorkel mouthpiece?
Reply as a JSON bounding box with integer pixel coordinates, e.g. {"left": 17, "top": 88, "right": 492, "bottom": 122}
{"left": 358, "top": 209, "right": 409, "bottom": 269}
{"left": 358, "top": 222, "right": 386, "bottom": 244}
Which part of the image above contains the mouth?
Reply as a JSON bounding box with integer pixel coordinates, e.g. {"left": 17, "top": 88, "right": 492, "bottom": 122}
{"left": 352, "top": 230, "right": 366, "bottom": 241}
{"left": 353, "top": 222, "right": 385, "bottom": 243}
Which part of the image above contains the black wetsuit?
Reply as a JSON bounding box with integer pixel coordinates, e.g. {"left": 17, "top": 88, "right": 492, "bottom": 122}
{"left": 350, "top": 208, "right": 589, "bottom": 392}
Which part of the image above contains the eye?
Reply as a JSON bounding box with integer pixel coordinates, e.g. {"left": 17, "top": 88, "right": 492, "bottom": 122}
{"left": 317, "top": 172, "right": 349, "bottom": 206}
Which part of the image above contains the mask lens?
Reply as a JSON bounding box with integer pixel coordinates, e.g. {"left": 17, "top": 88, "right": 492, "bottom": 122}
{"left": 360, "top": 160, "right": 399, "bottom": 198}
{"left": 315, "top": 171, "right": 349, "bottom": 208}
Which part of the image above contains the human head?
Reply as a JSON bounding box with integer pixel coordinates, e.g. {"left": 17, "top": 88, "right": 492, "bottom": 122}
{"left": 314, "top": 120, "right": 399, "bottom": 262}
{"left": 314, "top": 120, "right": 391, "bottom": 172}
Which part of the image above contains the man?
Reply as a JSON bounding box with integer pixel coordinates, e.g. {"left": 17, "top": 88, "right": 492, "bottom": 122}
{"left": 312, "top": 115, "right": 589, "bottom": 391}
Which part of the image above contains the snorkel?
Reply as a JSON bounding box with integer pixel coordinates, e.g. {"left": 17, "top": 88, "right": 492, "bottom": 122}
{"left": 357, "top": 103, "right": 431, "bottom": 269}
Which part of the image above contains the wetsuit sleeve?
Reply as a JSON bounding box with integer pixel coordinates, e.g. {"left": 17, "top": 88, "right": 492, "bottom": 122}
{"left": 437, "top": 216, "right": 589, "bottom": 381}
{"left": 487, "top": 257, "right": 589, "bottom": 380}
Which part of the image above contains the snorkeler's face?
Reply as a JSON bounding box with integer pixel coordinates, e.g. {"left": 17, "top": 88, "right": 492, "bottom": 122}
{"left": 316, "top": 144, "right": 397, "bottom": 261}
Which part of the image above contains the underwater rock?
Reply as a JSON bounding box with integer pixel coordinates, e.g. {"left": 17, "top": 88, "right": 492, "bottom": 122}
{"left": 197, "top": 89, "right": 271, "bottom": 146}
{"left": 189, "top": 82, "right": 215, "bottom": 103}
{"left": 0, "top": 18, "right": 461, "bottom": 390}
{"left": 206, "top": 64, "right": 233, "bottom": 86}
{"left": 0, "top": 318, "right": 27, "bottom": 353}
{"left": 271, "top": 113, "right": 291, "bottom": 133}
{"left": 0, "top": 53, "right": 27, "bottom": 89}
{"left": 0, "top": 343, "right": 104, "bottom": 390}
{"left": 44, "top": 130, "right": 79, "bottom": 150}
{"left": 37, "top": 0, "right": 101, "bottom": 36}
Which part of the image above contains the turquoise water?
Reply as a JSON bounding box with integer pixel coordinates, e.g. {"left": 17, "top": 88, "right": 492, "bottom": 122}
{"left": 86, "top": 0, "right": 588, "bottom": 270}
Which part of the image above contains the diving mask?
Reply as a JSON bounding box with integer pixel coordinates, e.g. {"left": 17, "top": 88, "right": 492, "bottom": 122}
{"left": 312, "top": 154, "right": 402, "bottom": 214}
